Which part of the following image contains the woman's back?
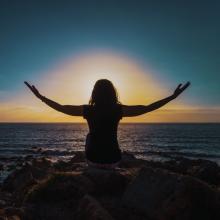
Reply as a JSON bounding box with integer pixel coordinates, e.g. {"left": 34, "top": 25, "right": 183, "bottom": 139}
{"left": 83, "top": 104, "right": 122, "bottom": 164}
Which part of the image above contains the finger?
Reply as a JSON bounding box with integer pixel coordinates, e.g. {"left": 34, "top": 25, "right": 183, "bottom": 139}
{"left": 177, "top": 83, "right": 182, "bottom": 89}
{"left": 32, "top": 85, "right": 39, "bottom": 92}
{"left": 24, "top": 81, "right": 30, "bottom": 87}
{"left": 24, "top": 81, "right": 33, "bottom": 90}
{"left": 186, "top": 81, "right": 191, "bottom": 87}
{"left": 181, "top": 81, "right": 191, "bottom": 90}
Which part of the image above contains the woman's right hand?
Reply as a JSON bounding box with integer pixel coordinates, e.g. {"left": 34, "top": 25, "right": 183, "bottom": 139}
{"left": 24, "top": 81, "right": 43, "bottom": 99}
{"left": 173, "top": 81, "right": 191, "bottom": 98}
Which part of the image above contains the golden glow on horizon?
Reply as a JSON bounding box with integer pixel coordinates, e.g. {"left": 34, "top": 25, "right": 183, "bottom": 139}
{"left": 1, "top": 102, "right": 220, "bottom": 123}
{"left": 1, "top": 51, "right": 219, "bottom": 122}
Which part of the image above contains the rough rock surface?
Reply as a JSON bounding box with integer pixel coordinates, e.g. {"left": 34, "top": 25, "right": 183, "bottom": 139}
{"left": 77, "top": 195, "right": 114, "bottom": 220}
{"left": 0, "top": 151, "right": 219, "bottom": 220}
{"left": 123, "top": 167, "right": 220, "bottom": 220}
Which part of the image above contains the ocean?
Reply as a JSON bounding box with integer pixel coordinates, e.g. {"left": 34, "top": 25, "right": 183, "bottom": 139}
{"left": 0, "top": 123, "right": 220, "bottom": 181}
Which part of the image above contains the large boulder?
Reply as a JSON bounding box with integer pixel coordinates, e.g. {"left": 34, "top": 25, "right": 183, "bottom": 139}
{"left": 185, "top": 159, "right": 220, "bottom": 185}
{"left": 25, "top": 172, "right": 94, "bottom": 203}
{"left": 123, "top": 166, "right": 220, "bottom": 220}
{"left": 141, "top": 158, "right": 220, "bottom": 186}
{"left": 23, "top": 172, "right": 95, "bottom": 220}
{"left": 2, "top": 158, "right": 53, "bottom": 205}
{"left": 164, "top": 158, "right": 220, "bottom": 185}
{"left": 3, "top": 158, "right": 52, "bottom": 192}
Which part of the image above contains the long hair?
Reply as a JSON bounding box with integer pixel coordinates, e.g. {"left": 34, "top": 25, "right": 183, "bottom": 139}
{"left": 89, "top": 79, "right": 120, "bottom": 106}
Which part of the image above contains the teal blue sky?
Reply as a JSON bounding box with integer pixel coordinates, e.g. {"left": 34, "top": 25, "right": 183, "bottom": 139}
{"left": 0, "top": 0, "right": 220, "bottom": 107}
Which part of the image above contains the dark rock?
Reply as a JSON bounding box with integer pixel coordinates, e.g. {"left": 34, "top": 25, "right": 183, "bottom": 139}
{"left": 31, "top": 157, "right": 52, "bottom": 170}
{"left": 119, "top": 152, "right": 147, "bottom": 168}
{"left": 122, "top": 152, "right": 136, "bottom": 160}
{"left": 185, "top": 159, "right": 220, "bottom": 185}
{"left": 97, "top": 194, "right": 148, "bottom": 220}
{"left": 0, "top": 208, "right": 4, "bottom": 216}
{"left": 161, "top": 158, "right": 220, "bottom": 185}
{"left": 53, "top": 160, "right": 71, "bottom": 171}
{"left": 25, "top": 172, "right": 94, "bottom": 203}
{"left": 24, "top": 203, "right": 76, "bottom": 220}
{"left": 76, "top": 195, "right": 114, "bottom": 220}
{"left": 2, "top": 158, "right": 53, "bottom": 205}
{"left": 8, "top": 216, "right": 21, "bottom": 220}
{"left": 139, "top": 158, "right": 220, "bottom": 186}
{"left": 6, "top": 164, "right": 17, "bottom": 171}
{"left": 123, "top": 166, "right": 220, "bottom": 220}
{"left": 22, "top": 172, "right": 95, "bottom": 220}
{"left": 0, "top": 200, "right": 6, "bottom": 208}
{"left": 0, "top": 191, "right": 12, "bottom": 207}
{"left": 4, "top": 207, "right": 24, "bottom": 218}
{"left": 83, "top": 167, "right": 132, "bottom": 196}
{"left": 70, "top": 151, "right": 85, "bottom": 163}
{"left": 2, "top": 164, "right": 36, "bottom": 200}
{"left": 53, "top": 159, "right": 86, "bottom": 172}
{"left": 1, "top": 151, "right": 220, "bottom": 220}
{"left": 24, "top": 155, "right": 33, "bottom": 160}
{"left": 0, "top": 207, "right": 23, "bottom": 220}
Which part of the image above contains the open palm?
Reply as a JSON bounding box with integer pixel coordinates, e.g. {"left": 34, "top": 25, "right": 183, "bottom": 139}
{"left": 173, "top": 82, "right": 191, "bottom": 98}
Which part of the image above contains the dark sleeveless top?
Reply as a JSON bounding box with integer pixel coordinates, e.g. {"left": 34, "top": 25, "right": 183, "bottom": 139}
{"left": 83, "top": 104, "right": 122, "bottom": 164}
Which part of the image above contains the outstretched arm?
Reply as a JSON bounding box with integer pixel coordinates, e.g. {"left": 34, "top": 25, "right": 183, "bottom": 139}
{"left": 122, "top": 82, "right": 190, "bottom": 117}
{"left": 24, "top": 82, "right": 83, "bottom": 116}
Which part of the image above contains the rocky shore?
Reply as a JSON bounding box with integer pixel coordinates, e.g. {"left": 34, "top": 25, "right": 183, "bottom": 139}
{"left": 0, "top": 151, "right": 220, "bottom": 220}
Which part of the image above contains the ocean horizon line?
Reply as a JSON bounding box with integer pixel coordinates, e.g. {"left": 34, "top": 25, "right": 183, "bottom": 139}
{"left": 0, "top": 122, "right": 220, "bottom": 124}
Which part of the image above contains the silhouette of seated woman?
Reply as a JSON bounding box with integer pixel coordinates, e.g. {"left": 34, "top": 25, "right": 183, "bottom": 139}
{"left": 24, "top": 79, "right": 190, "bottom": 168}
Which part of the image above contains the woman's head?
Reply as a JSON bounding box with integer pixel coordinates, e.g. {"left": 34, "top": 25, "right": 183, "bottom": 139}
{"left": 89, "top": 79, "right": 119, "bottom": 106}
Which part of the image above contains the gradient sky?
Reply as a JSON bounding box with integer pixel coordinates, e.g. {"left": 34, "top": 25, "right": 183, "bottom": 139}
{"left": 0, "top": 0, "right": 220, "bottom": 122}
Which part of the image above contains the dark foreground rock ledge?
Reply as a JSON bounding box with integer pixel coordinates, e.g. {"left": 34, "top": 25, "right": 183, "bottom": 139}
{"left": 0, "top": 151, "right": 220, "bottom": 220}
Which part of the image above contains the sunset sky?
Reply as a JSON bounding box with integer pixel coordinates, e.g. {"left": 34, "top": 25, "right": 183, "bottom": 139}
{"left": 0, "top": 0, "right": 220, "bottom": 122}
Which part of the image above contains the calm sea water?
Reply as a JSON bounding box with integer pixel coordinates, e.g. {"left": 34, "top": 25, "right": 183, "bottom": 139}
{"left": 0, "top": 123, "right": 220, "bottom": 181}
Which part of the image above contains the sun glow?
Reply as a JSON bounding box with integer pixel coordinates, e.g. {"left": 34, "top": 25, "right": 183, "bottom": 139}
{"left": 39, "top": 51, "right": 166, "bottom": 106}
{"left": 1, "top": 50, "right": 206, "bottom": 122}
